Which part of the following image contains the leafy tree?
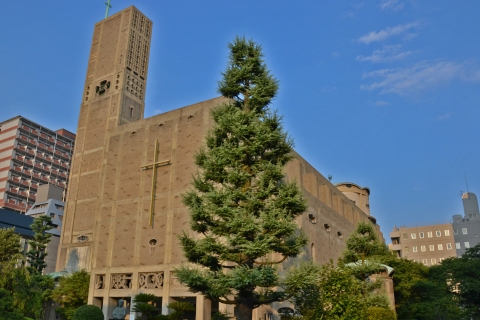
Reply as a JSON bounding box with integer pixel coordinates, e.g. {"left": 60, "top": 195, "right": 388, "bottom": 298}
{"left": 27, "top": 215, "right": 54, "bottom": 274}
{"left": 72, "top": 305, "right": 104, "bottom": 320}
{"left": 0, "top": 228, "right": 22, "bottom": 263}
{"left": 132, "top": 293, "right": 159, "bottom": 320}
{"left": 0, "top": 288, "right": 25, "bottom": 320}
{"left": 175, "top": 37, "right": 308, "bottom": 320}
{"left": 51, "top": 270, "right": 90, "bottom": 320}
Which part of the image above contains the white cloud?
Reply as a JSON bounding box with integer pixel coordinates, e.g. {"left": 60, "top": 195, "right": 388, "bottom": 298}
{"left": 319, "top": 86, "right": 338, "bottom": 94}
{"left": 360, "top": 60, "right": 480, "bottom": 95}
{"left": 358, "top": 21, "right": 420, "bottom": 44}
{"left": 374, "top": 100, "right": 390, "bottom": 106}
{"left": 357, "top": 45, "right": 413, "bottom": 62}
{"left": 437, "top": 113, "right": 451, "bottom": 120}
{"left": 380, "top": 0, "right": 404, "bottom": 11}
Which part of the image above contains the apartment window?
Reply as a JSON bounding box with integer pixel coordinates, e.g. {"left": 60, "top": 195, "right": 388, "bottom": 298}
{"left": 456, "top": 243, "right": 461, "bottom": 249}
{"left": 444, "top": 230, "right": 450, "bottom": 236}
{"left": 462, "top": 228, "right": 468, "bottom": 235}
{"left": 413, "top": 246, "right": 418, "bottom": 252}
{"left": 403, "top": 233, "right": 408, "bottom": 240}
{"left": 50, "top": 213, "right": 55, "bottom": 218}
{"left": 465, "top": 242, "right": 470, "bottom": 249}
{"left": 405, "top": 247, "right": 410, "bottom": 253}
{"left": 411, "top": 233, "right": 416, "bottom": 239}
{"left": 429, "top": 245, "right": 434, "bottom": 251}
{"left": 428, "top": 231, "right": 433, "bottom": 238}
{"left": 431, "top": 258, "right": 436, "bottom": 265}
{"left": 446, "top": 243, "right": 452, "bottom": 250}
{"left": 436, "top": 231, "right": 441, "bottom": 237}
{"left": 438, "top": 244, "right": 443, "bottom": 250}
{"left": 419, "top": 232, "right": 424, "bottom": 238}
{"left": 454, "top": 229, "right": 458, "bottom": 235}
{"left": 422, "top": 259, "right": 428, "bottom": 265}
{"left": 421, "top": 245, "right": 426, "bottom": 252}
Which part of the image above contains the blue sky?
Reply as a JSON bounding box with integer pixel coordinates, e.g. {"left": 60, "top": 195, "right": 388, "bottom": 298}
{"left": 1, "top": 1, "right": 479, "bottom": 242}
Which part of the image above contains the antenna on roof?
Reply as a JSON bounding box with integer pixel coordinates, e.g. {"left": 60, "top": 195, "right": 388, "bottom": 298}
{"left": 465, "top": 172, "right": 470, "bottom": 196}
{"left": 105, "top": 0, "right": 112, "bottom": 19}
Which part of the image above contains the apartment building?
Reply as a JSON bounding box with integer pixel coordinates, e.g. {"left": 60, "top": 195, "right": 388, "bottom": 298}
{"left": 452, "top": 192, "right": 480, "bottom": 256}
{"left": 0, "top": 116, "right": 75, "bottom": 213}
{"left": 390, "top": 223, "right": 457, "bottom": 266}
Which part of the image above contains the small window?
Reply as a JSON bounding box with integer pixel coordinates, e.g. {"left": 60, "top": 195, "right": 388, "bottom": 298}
{"left": 421, "top": 245, "right": 426, "bottom": 252}
{"left": 456, "top": 243, "right": 461, "bottom": 249}
{"left": 464, "top": 242, "right": 470, "bottom": 248}
{"left": 419, "top": 232, "right": 424, "bottom": 238}
{"left": 429, "top": 245, "right": 434, "bottom": 251}
{"left": 438, "top": 244, "right": 443, "bottom": 250}
{"left": 413, "top": 246, "right": 418, "bottom": 252}
{"left": 422, "top": 259, "right": 428, "bottom": 265}
{"left": 454, "top": 229, "right": 458, "bottom": 235}
{"left": 446, "top": 243, "right": 452, "bottom": 250}
{"left": 130, "top": 106, "right": 134, "bottom": 118}
{"left": 50, "top": 213, "right": 55, "bottom": 218}
{"left": 405, "top": 246, "right": 409, "bottom": 253}
{"left": 444, "top": 230, "right": 450, "bottom": 236}
{"left": 403, "top": 233, "right": 408, "bottom": 240}
{"left": 436, "top": 231, "right": 441, "bottom": 237}
{"left": 439, "top": 258, "right": 444, "bottom": 262}
{"left": 431, "top": 258, "right": 436, "bottom": 265}
{"left": 411, "top": 233, "right": 416, "bottom": 239}
{"left": 428, "top": 231, "right": 433, "bottom": 238}
{"left": 462, "top": 228, "right": 468, "bottom": 235}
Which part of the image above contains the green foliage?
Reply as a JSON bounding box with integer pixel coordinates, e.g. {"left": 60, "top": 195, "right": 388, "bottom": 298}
{"left": 132, "top": 293, "right": 159, "bottom": 320}
{"left": 51, "top": 270, "right": 90, "bottom": 320}
{"left": 0, "top": 258, "right": 53, "bottom": 319}
{"left": 0, "top": 288, "right": 25, "bottom": 320}
{"left": 26, "top": 215, "right": 54, "bottom": 274}
{"left": 0, "top": 228, "right": 22, "bottom": 263}
{"left": 366, "top": 306, "right": 396, "bottom": 320}
{"left": 72, "top": 305, "right": 104, "bottom": 320}
{"left": 177, "top": 36, "right": 307, "bottom": 320}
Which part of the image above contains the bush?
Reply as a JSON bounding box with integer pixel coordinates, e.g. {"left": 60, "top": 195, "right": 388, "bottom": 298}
{"left": 72, "top": 305, "right": 104, "bottom": 320}
{"left": 367, "top": 306, "right": 396, "bottom": 320}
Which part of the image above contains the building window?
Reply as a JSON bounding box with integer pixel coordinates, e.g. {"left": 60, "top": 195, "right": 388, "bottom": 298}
{"left": 465, "top": 242, "right": 470, "bottom": 249}
{"left": 431, "top": 258, "right": 436, "bottom": 265}
{"left": 462, "top": 228, "right": 468, "bottom": 235}
{"left": 429, "top": 245, "right": 434, "bottom": 251}
{"left": 403, "top": 233, "right": 408, "bottom": 240}
{"left": 436, "top": 231, "right": 441, "bottom": 237}
{"left": 422, "top": 259, "right": 428, "bottom": 265}
{"left": 456, "top": 243, "right": 461, "bottom": 249}
{"left": 413, "top": 246, "right": 418, "bottom": 252}
{"left": 440, "top": 258, "right": 444, "bottom": 262}
{"left": 130, "top": 106, "right": 134, "bottom": 117}
{"left": 421, "top": 245, "right": 426, "bottom": 252}
{"left": 405, "top": 247, "right": 409, "bottom": 253}
{"left": 419, "top": 232, "right": 424, "bottom": 238}
{"left": 411, "top": 233, "right": 416, "bottom": 239}
{"left": 428, "top": 231, "right": 433, "bottom": 238}
{"left": 444, "top": 230, "right": 450, "bottom": 236}
{"left": 454, "top": 229, "right": 458, "bottom": 235}
{"left": 446, "top": 243, "right": 452, "bottom": 250}
{"left": 438, "top": 244, "right": 443, "bottom": 250}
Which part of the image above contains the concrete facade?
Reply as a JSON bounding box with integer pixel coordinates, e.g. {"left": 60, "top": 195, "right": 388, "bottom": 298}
{"left": 0, "top": 116, "right": 75, "bottom": 213}
{"left": 390, "top": 223, "right": 456, "bottom": 266}
{"left": 452, "top": 192, "right": 480, "bottom": 256}
{"left": 57, "top": 6, "right": 384, "bottom": 320}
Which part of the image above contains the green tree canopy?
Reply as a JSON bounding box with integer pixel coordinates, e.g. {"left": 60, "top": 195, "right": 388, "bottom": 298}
{"left": 51, "top": 270, "right": 90, "bottom": 320}
{"left": 0, "top": 228, "right": 22, "bottom": 263}
{"left": 27, "top": 215, "right": 54, "bottom": 274}
{"left": 176, "top": 37, "right": 307, "bottom": 320}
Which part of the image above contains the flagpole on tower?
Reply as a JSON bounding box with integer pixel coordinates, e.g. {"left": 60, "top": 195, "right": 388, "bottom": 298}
{"left": 105, "top": 0, "right": 112, "bottom": 19}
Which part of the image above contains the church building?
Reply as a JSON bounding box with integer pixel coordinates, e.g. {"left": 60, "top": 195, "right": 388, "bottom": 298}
{"left": 56, "top": 6, "right": 383, "bottom": 319}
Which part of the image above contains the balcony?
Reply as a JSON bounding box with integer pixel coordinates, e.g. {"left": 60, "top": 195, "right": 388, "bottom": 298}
{"left": 13, "top": 166, "right": 22, "bottom": 173}
{"left": 11, "top": 177, "right": 20, "bottom": 183}
{"left": 390, "top": 244, "right": 402, "bottom": 251}
{"left": 31, "top": 130, "right": 39, "bottom": 135}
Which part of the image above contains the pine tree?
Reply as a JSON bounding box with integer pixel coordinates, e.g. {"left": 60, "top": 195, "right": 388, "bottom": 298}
{"left": 175, "top": 37, "right": 307, "bottom": 320}
{"left": 27, "top": 215, "right": 54, "bottom": 274}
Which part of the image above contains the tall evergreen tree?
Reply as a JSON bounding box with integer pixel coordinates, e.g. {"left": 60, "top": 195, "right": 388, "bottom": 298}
{"left": 27, "top": 215, "right": 54, "bottom": 274}
{"left": 175, "top": 37, "right": 307, "bottom": 320}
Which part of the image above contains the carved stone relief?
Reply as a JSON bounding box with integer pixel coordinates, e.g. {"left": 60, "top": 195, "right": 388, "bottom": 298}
{"left": 138, "top": 272, "right": 163, "bottom": 289}
{"left": 95, "top": 274, "right": 105, "bottom": 289}
{"left": 111, "top": 273, "right": 132, "bottom": 289}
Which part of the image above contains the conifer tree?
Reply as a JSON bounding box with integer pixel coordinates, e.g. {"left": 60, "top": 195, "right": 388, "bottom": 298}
{"left": 176, "top": 37, "right": 307, "bottom": 320}
{"left": 27, "top": 215, "right": 54, "bottom": 274}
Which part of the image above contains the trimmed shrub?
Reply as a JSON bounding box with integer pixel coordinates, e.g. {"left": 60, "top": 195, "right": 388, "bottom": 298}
{"left": 367, "top": 306, "right": 396, "bottom": 320}
{"left": 72, "top": 305, "right": 104, "bottom": 320}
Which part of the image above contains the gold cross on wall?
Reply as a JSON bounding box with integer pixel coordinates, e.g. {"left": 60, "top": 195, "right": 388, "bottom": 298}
{"left": 140, "top": 139, "right": 171, "bottom": 226}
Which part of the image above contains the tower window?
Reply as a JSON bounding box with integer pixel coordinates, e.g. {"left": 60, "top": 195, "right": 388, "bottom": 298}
{"left": 130, "top": 107, "right": 134, "bottom": 118}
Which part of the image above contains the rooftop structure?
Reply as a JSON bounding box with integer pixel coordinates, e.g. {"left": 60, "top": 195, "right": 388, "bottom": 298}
{"left": 452, "top": 192, "right": 480, "bottom": 256}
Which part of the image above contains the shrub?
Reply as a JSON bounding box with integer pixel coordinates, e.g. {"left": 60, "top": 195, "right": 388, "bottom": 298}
{"left": 72, "top": 305, "right": 104, "bottom": 320}
{"left": 367, "top": 306, "right": 396, "bottom": 320}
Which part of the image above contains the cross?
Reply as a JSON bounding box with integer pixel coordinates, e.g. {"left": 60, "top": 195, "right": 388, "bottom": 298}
{"left": 141, "top": 139, "right": 171, "bottom": 226}
{"left": 104, "top": 0, "right": 112, "bottom": 19}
